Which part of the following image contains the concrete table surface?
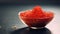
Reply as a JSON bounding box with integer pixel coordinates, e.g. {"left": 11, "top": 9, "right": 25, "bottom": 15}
{"left": 0, "top": 5, "right": 60, "bottom": 34}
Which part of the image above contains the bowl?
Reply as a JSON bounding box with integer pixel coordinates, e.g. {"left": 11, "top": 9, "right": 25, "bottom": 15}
{"left": 18, "top": 11, "right": 54, "bottom": 29}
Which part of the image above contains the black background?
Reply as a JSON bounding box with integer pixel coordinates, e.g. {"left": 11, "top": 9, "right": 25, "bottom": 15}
{"left": 0, "top": 0, "right": 60, "bottom": 6}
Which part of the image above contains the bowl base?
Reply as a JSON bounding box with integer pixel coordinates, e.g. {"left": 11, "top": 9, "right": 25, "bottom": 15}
{"left": 30, "top": 27, "right": 45, "bottom": 29}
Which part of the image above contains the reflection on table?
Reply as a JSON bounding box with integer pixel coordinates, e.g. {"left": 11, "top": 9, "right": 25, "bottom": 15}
{"left": 11, "top": 27, "right": 51, "bottom": 34}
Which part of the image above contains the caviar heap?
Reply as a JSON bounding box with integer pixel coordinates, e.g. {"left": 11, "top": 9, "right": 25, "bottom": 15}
{"left": 19, "top": 6, "right": 54, "bottom": 27}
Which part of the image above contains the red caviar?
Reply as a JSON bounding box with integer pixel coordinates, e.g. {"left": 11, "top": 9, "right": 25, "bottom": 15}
{"left": 19, "top": 6, "right": 54, "bottom": 27}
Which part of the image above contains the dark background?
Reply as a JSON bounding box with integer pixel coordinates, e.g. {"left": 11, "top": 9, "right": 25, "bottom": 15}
{"left": 0, "top": 0, "right": 60, "bottom": 6}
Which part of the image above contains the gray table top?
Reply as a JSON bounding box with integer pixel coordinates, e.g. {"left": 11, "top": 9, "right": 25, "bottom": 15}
{"left": 0, "top": 5, "right": 60, "bottom": 34}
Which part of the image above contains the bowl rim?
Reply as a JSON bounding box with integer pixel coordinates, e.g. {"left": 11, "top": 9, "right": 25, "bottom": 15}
{"left": 18, "top": 10, "right": 54, "bottom": 19}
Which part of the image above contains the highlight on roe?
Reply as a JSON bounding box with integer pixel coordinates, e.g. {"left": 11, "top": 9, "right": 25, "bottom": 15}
{"left": 18, "top": 5, "right": 54, "bottom": 28}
